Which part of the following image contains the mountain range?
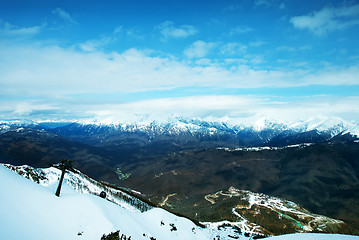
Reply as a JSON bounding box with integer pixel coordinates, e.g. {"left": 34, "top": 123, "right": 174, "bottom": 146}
{"left": 1, "top": 116, "right": 359, "bottom": 236}
{"left": 1, "top": 116, "right": 358, "bottom": 149}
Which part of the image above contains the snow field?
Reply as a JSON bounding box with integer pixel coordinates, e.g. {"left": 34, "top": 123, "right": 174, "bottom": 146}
{"left": 1, "top": 164, "right": 359, "bottom": 240}
{"left": 0, "top": 165, "right": 211, "bottom": 240}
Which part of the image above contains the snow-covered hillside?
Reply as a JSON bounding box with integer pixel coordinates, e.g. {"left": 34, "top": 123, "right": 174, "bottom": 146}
{"left": 1, "top": 164, "right": 359, "bottom": 240}
{"left": 0, "top": 164, "right": 225, "bottom": 240}
{"left": 2, "top": 164, "right": 151, "bottom": 212}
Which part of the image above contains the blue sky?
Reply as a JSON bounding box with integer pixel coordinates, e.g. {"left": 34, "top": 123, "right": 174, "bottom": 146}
{"left": 1, "top": 0, "right": 359, "bottom": 122}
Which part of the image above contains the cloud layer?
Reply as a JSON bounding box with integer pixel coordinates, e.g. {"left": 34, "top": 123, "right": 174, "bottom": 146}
{"left": 0, "top": 43, "right": 358, "bottom": 122}
{"left": 1, "top": 43, "right": 358, "bottom": 99}
{"left": 0, "top": 1, "right": 358, "bottom": 123}
{"left": 3, "top": 95, "right": 359, "bottom": 123}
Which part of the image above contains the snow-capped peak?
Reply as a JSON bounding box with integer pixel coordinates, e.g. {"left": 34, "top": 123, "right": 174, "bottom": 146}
{"left": 72, "top": 115, "right": 359, "bottom": 136}
{"left": 1, "top": 115, "right": 359, "bottom": 139}
{"left": 288, "top": 116, "right": 359, "bottom": 137}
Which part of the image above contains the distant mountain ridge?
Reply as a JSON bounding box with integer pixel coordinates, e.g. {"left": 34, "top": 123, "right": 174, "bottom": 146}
{"left": 1, "top": 116, "right": 358, "bottom": 149}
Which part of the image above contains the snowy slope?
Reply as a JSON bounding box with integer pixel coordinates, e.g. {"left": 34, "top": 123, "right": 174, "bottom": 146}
{"left": 0, "top": 164, "right": 205, "bottom": 240}
{"left": 0, "top": 164, "right": 244, "bottom": 240}
{"left": 2, "top": 164, "right": 150, "bottom": 212}
{"left": 1, "top": 164, "right": 359, "bottom": 240}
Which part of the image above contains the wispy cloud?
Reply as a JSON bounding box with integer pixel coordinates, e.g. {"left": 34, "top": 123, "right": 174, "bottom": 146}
{"left": 0, "top": 20, "right": 43, "bottom": 37}
{"left": 79, "top": 37, "right": 112, "bottom": 52}
{"left": 249, "top": 41, "right": 266, "bottom": 47}
{"left": 184, "top": 40, "right": 217, "bottom": 58}
{"left": 229, "top": 25, "right": 254, "bottom": 35}
{"left": 157, "top": 21, "right": 198, "bottom": 40}
{"left": 13, "top": 101, "right": 59, "bottom": 116}
{"left": 290, "top": 4, "right": 359, "bottom": 36}
{"left": 254, "top": 0, "right": 273, "bottom": 8}
{"left": 52, "top": 8, "right": 76, "bottom": 23}
{"left": 220, "top": 42, "right": 247, "bottom": 56}
{"left": 125, "top": 28, "right": 144, "bottom": 39}
{"left": 254, "top": 0, "right": 285, "bottom": 9}
{"left": 79, "top": 26, "right": 122, "bottom": 52}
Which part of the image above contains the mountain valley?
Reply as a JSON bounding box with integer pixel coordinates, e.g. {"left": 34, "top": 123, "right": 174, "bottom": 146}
{"left": 1, "top": 117, "right": 359, "bottom": 236}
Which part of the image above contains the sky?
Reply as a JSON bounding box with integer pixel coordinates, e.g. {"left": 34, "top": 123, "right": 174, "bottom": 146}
{"left": 0, "top": 0, "right": 359, "bottom": 123}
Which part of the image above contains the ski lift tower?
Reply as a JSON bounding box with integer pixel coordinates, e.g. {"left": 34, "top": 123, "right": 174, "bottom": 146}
{"left": 55, "top": 159, "right": 73, "bottom": 197}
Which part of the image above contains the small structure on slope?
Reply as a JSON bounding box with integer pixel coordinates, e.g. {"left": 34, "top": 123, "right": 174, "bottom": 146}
{"left": 55, "top": 159, "right": 73, "bottom": 197}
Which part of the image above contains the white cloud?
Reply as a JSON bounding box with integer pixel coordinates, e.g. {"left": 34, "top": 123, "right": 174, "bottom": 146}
{"left": 279, "top": 2, "right": 285, "bottom": 10}
{"left": 0, "top": 20, "right": 42, "bottom": 37}
{"left": 79, "top": 26, "right": 123, "bottom": 52}
{"left": 255, "top": 0, "right": 272, "bottom": 7}
{"left": 254, "top": 0, "right": 285, "bottom": 9}
{"left": 290, "top": 4, "right": 359, "bottom": 35}
{"left": 1, "top": 43, "right": 358, "bottom": 99}
{"left": 0, "top": 100, "right": 59, "bottom": 119}
{"left": 220, "top": 42, "right": 247, "bottom": 55}
{"left": 52, "top": 8, "right": 76, "bottom": 23}
{"left": 13, "top": 101, "right": 58, "bottom": 116}
{"left": 80, "top": 37, "right": 112, "bottom": 52}
{"left": 77, "top": 95, "right": 359, "bottom": 123}
{"left": 1, "top": 42, "right": 359, "bottom": 122}
{"left": 2, "top": 94, "right": 358, "bottom": 123}
{"left": 229, "top": 25, "right": 254, "bottom": 35}
{"left": 157, "top": 21, "right": 198, "bottom": 40}
{"left": 184, "top": 40, "right": 217, "bottom": 58}
{"left": 113, "top": 26, "right": 123, "bottom": 35}
{"left": 223, "top": 4, "right": 242, "bottom": 12}
{"left": 2, "top": 94, "right": 359, "bottom": 122}
{"left": 302, "top": 66, "right": 359, "bottom": 86}
{"left": 85, "top": 95, "right": 264, "bottom": 121}
{"left": 125, "top": 28, "right": 144, "bottom": 39}
{"left": 249, "top": 41, "right": 266, "bottom": 47}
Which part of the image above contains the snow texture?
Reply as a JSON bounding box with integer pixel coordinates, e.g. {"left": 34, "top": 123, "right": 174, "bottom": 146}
{"left": 1, "top": 164, "right": 359, "bottom": 240}
{"left": 0, "top": 164, "right": 239, "bottom": 240}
